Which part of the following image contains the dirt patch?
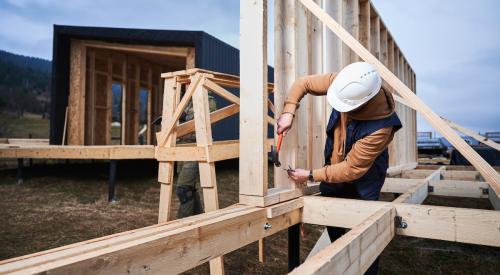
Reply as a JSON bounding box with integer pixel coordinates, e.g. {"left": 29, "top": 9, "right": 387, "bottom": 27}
{"left": 0, "top": 161, "right": 499, "bottom": 274}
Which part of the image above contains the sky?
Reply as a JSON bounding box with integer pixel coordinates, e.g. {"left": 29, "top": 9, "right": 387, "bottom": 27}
{"left": 0, "top": 0, "right": 499, "bottom": 134}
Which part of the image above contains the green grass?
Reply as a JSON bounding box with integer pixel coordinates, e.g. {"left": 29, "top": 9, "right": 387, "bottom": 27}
{"left": 0, "top": 112, "right": 49, "bottom": 138}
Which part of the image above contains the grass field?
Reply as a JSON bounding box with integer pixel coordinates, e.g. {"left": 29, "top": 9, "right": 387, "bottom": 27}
{"left": 0, "top": 160, "right": 499, "bottom": 274}
{"left": 0, "top": 112, "right": 50, "bottom": 138}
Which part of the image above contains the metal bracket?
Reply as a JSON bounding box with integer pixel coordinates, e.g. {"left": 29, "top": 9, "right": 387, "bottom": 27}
{"left": 394, "top": 216, "right": 408, "bottom": 229}
{"left": 427, "top": 185, "right": 434, "bottom": 193}
{"left": 482, "top": 188, "right": 489, "bottom": 195}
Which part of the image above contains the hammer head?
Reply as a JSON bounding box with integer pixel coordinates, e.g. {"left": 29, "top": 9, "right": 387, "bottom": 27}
{"left": 271, "top": 145, "right": 281, "bottom": 167}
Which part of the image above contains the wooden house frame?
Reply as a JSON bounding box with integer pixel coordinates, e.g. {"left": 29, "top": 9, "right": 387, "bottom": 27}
{"left": 0, "top": 1, "right": 499, "bottom": 274}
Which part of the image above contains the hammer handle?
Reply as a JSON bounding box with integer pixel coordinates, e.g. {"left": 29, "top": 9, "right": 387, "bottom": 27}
{"left": 276, "top": 133, "right": 283, "bottom": 153}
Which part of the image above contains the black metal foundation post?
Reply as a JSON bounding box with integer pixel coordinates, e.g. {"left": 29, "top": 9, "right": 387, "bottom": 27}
{"left": 288, "top": 223, "right": 301, "bottom": 271}
{"left": 108, "top": 160, "right": 118, "bottom": 202}
{"left": 17, "top": 158, "right": 24, "bottom": 184}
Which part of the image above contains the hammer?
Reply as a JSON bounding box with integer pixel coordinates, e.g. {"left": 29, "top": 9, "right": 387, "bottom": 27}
{"left": 271, "top": 133, "right": 284, "bottom": 167}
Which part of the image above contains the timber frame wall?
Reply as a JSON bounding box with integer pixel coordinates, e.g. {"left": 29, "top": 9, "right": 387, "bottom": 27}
{"left": 1, "top": 1, "right": 500, "bottom": 275}
{"left": 240, "top": 0, "right": 417, "bottom": 207}
{"left": 67, "top": 39, "right": 190, "bottom": 146}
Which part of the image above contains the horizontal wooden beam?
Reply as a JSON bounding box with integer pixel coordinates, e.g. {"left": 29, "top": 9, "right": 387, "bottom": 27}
{"left": 156, "top": 139, "right": 273, "bottom": 162}
{"left": 0, "top": 205, "right": 301, "bottom": 275}
{"left": 429, "top": 179, "right": 489, "bottom": 198}
{"left": 82, "top": 40, "right": 189, "bottom": 57}
{"left": 291, "top": 206, "right": 395, "bottom": 275}
{"left": 0, "top": 145, "right": 155, "bottom": 159}
{"left": 417, "top": 165, "right": 500, "bottom": 172}
{"left": 393, "top": 166, "right": 444, "bottom": 204}
{"left": 402, "top": 169, "right": 482, "bottom": 181}
{"left": 240, "top": 183, "right": 319, "bottom": 207}
{"left": 0, "top": 138, "right": 49, "bottom": 145}
{"left": 386, "top": 162, "right": 418, "bottom": 176}
{"left": 302, "top": 196, "right": 500, "bottom": 247}
{"left": 382, "top": 178, "right": 490, "bottom": 199}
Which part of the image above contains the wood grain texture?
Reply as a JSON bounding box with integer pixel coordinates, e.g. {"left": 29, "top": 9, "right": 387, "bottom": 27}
{"left": 298, "top": 0, "right": 500, "bottom": 195}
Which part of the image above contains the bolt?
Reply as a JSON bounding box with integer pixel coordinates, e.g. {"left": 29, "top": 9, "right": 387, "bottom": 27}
{"left": 400, "top": 221, "right": 408, "bottom": 229}
{"left": 264, "top": 222, "right": 272, "bottom": 230}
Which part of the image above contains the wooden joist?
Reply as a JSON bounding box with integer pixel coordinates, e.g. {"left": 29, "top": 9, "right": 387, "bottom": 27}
{"left": 291, "top": 206, "right": 395, "bottom": 275}
{"left": 0, "top": 145, "right": 155, "bottom": 159}
{"left": 302, "top": 196, "right": 500, "bottom": 247}
{"left": 382, "top": 178, "right": 490, "bottom": 199}
{"left": 402, "top": 169, "right": 482, "bottom": 181}
{"left": 0, "top": 205, "right": 301, "bottom": 275}
{"left": 393, "top": 166, "right": 444, "bottom": 204}
{"left": 298, "top": 0, "right": 500, "bottom": 196}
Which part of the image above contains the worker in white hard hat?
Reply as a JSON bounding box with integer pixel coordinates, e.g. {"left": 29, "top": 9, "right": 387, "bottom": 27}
{"left": 277, "top": 62, "right": 402, "bottom": 275}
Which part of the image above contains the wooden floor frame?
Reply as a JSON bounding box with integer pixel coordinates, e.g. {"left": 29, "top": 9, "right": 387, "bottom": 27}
{"left": 2, "top": 1, "right": 500, "bottom": 275}
{"left": 1, "top": 164, "right": 499, "bottom": 275}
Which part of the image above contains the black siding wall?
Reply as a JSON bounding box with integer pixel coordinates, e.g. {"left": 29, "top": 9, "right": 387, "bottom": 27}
{"left": 50, "top": 26, "right": 273, "bottom": 144}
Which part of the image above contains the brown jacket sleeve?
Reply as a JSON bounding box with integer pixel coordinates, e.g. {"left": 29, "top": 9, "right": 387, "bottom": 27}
{"left": 312, "top": 127, "right": 395, "bottom": 183}
{"left": 283, "top": 73, "right": 337, "bottom": 115}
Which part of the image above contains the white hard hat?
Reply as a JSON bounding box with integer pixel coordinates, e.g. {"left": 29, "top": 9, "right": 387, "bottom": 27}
{"left": 327, "top": 62, "right": 382, "bottom": 112}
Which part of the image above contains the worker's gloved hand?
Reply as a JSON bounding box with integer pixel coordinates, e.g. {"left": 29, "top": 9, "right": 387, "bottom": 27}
{"left": 277, "top": 113, "right": 294, "bottom": 135}
{"left": 287, "top": 168, "right": 309, "bottom": 184}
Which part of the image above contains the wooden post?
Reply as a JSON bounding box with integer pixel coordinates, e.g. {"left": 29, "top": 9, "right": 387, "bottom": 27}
{"left": 106, "top": 56, "right": 113, "bottom": 145}
{"left": 108, "top": 160, "right": 118, "bottom": 202}
{"left": 239, "top": 0, "right": 268, "bottom": 197}
{"left": 370, "top": 6, "right": 380, "bottom": 59}
{"left": 359, "top": 0, "right": 370, "bottom": 52}
{"left": 121, "top": 57, "right": 127, "bottom": 145}
{"left": 342, "top": 0, "right": 359, "bottom": 63}
{"left": 274, "top": 0, "right": 301, "bottom": 191}
{"left": 288, "top": 223, "right": 301, "bottom": 271}
{"left": 192, "top": 77, "right": 225, "bottom": 275}
{"left": 157, "top": 77, "right": 178, "bottom": 223}
{"left": 68, "top": 40, "right": 86, "bottom": 145}
{"left": 147, "top": 66, "right": 153, "bottom": 145}
{"left": 310, "top": 0, "right": 326, "bottom": 170}
{"left": 16, "top": 158, "right": 23, "bottom": 185}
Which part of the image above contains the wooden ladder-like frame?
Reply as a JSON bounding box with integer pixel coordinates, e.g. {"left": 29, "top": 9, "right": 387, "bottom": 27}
{"left": 155, "top": 69, "right": 274, "bottom": 274}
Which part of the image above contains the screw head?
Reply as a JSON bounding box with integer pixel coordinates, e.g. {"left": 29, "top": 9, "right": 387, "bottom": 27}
{"left": 263, "top": 222, "right": 272, "bottom": 230}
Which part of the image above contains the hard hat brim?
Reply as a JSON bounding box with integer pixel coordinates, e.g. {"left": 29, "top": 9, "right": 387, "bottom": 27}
{"left": 327, "top": 86, "right": 381, "bottom": 112}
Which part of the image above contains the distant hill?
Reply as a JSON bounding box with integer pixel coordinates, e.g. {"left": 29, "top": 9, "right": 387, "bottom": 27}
{"left": 0, "top": 50, "right": 51, "bottom": 72}
{"left": 0, "top": 49, "right": 51, "bottom": 117}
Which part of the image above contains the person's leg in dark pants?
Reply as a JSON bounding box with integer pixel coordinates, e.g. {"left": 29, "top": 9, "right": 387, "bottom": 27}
{"left": 320, "top": 182, "right": 380, "bottom": 275}
{"left": 320, "top": 182, "right": 357, "bottom": 242}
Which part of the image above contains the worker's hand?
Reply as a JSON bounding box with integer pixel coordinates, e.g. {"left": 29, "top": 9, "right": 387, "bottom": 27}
{"left": 287, "top": 168, "right": 309, "bottom": 184}
{"left": 277, "top": 113, "right": 294, "bottom": 135}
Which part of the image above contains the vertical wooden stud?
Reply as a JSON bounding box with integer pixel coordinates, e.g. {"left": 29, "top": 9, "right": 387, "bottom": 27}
{"left": 157, "top": 77, "right": 178, "bottom": 223}
{"left": 310, "top": 0, "right": 326, "bottom": 170}
{"left": 121, "top": 57, "right": 127, "bottom": 145}
{"left": 239, "top": 0, "right": 268, "bottom": 197}
{"left": 359, "top": 0, "right": 371, "bottom": 52}
{"left": 68, "top": 40, "right": 86, "bottom": 145}
{"left": 342, "top": 0, "right": 360, "bottom": 63}
{"left": 370, "top": 6, "right": 380, "bottom": 59}
{"left": 192, "top": 77, "right": 225, "bottom": 275}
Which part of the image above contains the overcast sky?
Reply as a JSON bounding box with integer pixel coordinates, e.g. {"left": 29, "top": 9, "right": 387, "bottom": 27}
{"left": 0, "top": 0, "right": 498, "bottom": 134}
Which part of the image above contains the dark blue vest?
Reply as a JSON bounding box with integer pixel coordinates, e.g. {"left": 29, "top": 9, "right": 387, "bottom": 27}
{"left": 322, "top": 108, "right": 402, "bottom": 200}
